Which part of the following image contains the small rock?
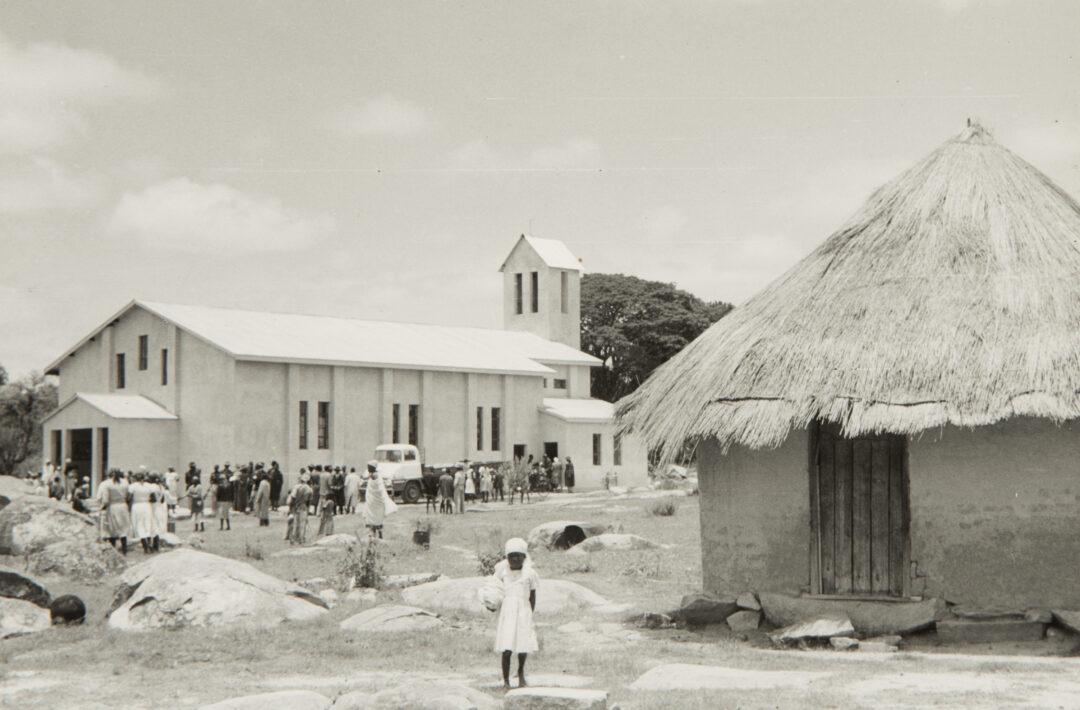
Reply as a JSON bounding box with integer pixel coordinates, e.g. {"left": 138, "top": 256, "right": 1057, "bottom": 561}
{"left": 158, "top": 532, "right": 185, "bottom": 548}
{"left": 829, "top": 636, "right": 859, "bottom": 650}
{"left": 736, "top": 592, "right": 760, "bottom": 611}
{"left": 858, "top": 640, "right": 899, "bottom": 653}
{"left": 330, "top": 691, "right": 371, "bottom": 710}
{"left": 318, "top": 589, "right": 339, "bottom": 605}
{"left": 1025, "top": 609, "right": 1053, "bottom": 624}
{"left": 384, "top": 572, "right": 440, "bottom": 588}
{"left": 313, "top": 533, "right": 359, "bottom": 549}
{"left": 0, "top": 597, "right": 52, "bottom": 639}
{"left": 303, "top": 577, "right": 330, "bottom": 587}
{"left": 0, "top": 567, "right": 51, "bottom": 608}
{"left": 769, "top": 616, "right": 854, "bottom": 644}
{"left": 726, "top": 610, "right": 761, "bottom": 632}
{"left": 367, "top": 681, "right": 497, "bottom": 710}
{"left": 865, "top": 634, "right": 902, "bottom": 646}
{"left": 199, "top": 690, "right": 330, "bottom": 710}
{"left": 504, "top": 687, "right": 608, "bottom": 710}
{"left": 633, "top": 612, "right": 673, "bottom": 629}
{"left": 344, "top": 589, "right": 376, "bottom": 604}
{"left": 339, "top": 604, "right": 443, "bottom": 632}
{"left": 676, "top": 593, "right": 738, "bottom": 625}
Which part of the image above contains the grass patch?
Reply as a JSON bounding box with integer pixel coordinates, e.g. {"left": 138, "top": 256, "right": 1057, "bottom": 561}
{"left": 649, "top": 499, "right": 677, "bottom": 517}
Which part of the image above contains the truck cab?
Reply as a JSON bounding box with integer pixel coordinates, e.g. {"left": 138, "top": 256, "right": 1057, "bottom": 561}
{"left": 372, "top": 444, "right": 424, "bottom": 503}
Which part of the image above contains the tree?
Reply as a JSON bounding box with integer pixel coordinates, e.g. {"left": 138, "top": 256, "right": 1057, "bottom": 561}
{"left": 580, "top": 273, "right": 733, "bottom": 402}
{"left": 0, "top": 370, "right": 58, "bottom": 476}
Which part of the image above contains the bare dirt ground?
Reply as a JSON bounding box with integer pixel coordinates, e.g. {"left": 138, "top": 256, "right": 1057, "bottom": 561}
{"left": 3, "top": 490, "right": 1079, "bottom": 709}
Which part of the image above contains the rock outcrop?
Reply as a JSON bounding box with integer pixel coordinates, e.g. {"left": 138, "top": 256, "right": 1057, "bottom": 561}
{"left": 339, "top": 604, "right": 444, "bottom": 632}
{"left": 27, "top": 540, "right": 126, "bottom": 582}
{"left": 108, "top": 549, "right": 328, "bottom": 630}
{"left": 0, "top": 596, "right": 52, "bottom": 639}
{"left": 0, "top": 567, "right": 51, "bottom": 608}
{"left": 0, "top": 496, "right": 97, "bottom": 555}
{"left": 527, "top": 521, "right": 614, "bottom": 550}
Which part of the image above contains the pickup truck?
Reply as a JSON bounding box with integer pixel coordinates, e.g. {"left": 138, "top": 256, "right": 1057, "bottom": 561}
{"left": 372, "top": 444, "right": 426, "bottom": 504}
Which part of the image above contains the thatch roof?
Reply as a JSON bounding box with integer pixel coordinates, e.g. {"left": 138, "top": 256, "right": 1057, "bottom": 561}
{"left": 618, "top": 121, "right": 1080, "bottom": 458}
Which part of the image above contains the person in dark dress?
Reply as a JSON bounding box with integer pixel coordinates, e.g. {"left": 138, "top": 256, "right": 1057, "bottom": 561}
{"left": 185, "top": 461, "right": 201, "bottom": 488}
{"left": 564, "top": 457, "right": 575, "bottom": 492}
{"left": 234, "top": 465, "right": 249, "bottom": 515}
{"left": 331, "top": 466, "right": 346, "bottom": 514}
{"left": 269, "top": 461, "right": 284, "bottom": 511}
{"left": 310, "top": 466, "right": 321, "bottom": 515}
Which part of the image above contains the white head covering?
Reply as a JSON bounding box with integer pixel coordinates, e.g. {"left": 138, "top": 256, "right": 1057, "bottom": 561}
{"left": 505, "top": 537, "right": 528, "bottom": 555}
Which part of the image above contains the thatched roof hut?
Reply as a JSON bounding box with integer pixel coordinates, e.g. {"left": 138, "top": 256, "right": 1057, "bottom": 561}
{"left": 620, "top": 121, "right": 1080, "bottom": 459}
{"left": 621, "top": 122, "right": 1080, "bottom": 615}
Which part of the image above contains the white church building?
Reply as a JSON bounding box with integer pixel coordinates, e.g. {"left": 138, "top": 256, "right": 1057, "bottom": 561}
{"left": 43, "top": 236, "right": 647, "bottom": 493}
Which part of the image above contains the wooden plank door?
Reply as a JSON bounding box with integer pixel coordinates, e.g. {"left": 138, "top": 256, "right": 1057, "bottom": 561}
{"left": 810, "top": 422, "right": 909, "bottom": 596}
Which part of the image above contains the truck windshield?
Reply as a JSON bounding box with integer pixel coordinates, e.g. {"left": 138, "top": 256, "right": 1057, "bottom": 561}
{"left": 376, "top": 450, "right": 403, "bottom": 463}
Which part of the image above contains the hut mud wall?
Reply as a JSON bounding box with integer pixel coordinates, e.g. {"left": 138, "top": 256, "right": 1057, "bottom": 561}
{"left": 908, "top": 417, "right": 1080, "bottom": 609}
{"left": 698, "top": 432, "right": 810, "bottom": 596}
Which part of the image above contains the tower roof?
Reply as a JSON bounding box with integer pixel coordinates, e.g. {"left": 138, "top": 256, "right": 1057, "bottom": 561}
{"left": 499, "top": 235, "right": 584, "bottom": 272}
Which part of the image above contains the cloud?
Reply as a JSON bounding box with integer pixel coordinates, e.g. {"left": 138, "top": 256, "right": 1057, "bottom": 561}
{"left": 0, "top": 157, "right": 103, "bottom": 213}
{"left": 528, "top": 138, "right": 601, "bottom": 168}
{"left": 449, "top": 137, "right": 602, "bottom": 171}
{"left": 0, "top": 32, "right": 161, "bottom": 154}
{"left": 333, "top": 94, "right": 435, "bottom": 137}
{"left": 638, "top": 206, "right": 688, "bottom": 241}
{"left": 107, "top": 178, "right": 333, "bottom": 252}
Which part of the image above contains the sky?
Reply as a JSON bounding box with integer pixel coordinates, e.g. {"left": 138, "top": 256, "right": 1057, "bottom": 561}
{"left": 2, "top": 0, "right": 1078, "bottom": 379}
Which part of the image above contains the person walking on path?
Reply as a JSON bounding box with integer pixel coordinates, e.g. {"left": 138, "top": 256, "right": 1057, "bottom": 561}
{"left": 331, "top": 467, "right": 346, "bottom": 514}
{"left": 97, "top": 468, "right": 131, "bottom": 555}
{"left": 483, "top": 537, "right": 539, "bottom": 689}
{"left": 253, "top": 473, "right": 271, "bottom": 527}
{"left": 344, "top": 467, "right": 361, "bottom": 514}
{"left": 363, "top": 462, "right": 397, "bottom": 538}
{"left": 149, "top": 472, "right": 168, "bottom": 552}
{"left": 453, "top": 465, "right": 466, "bottom": 515}
{"left": 564, "top": 458, "right": 575, "bottom": 493}
{"left": 316, "top": 481, "right": 335, "bottom": 538}
{"left": 285, "top": 470, "right": 313, "bottom": 544}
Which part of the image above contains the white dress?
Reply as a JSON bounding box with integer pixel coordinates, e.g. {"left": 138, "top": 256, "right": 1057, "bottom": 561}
{"left": 129, "top": 482, "right": 155, "bottom": 539}
{"left": 491, "top": 559, "right": 539, "bottom": 654}
{"left": 151, "top": 483, "right": 168, "bottom": 536}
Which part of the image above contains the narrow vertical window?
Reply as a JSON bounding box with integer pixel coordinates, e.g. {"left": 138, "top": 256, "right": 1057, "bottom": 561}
{"left": 530, "top": 271, "right": 539, "bottom": 312}
{"left": 161, "top": 349, "right": 168, "bottom": 385}
{"left": 116, "top": 354, "right": 126, "bottom": 389}
{"left": 561, "top": 271, "right": 568, "bottom": 313}
{"left": 298, "top": 401, "right": 308, "bottom": 450}
{"left": 491, "top": 407, "right": 501, "bottom": 451}
{"left": 476, "top": 406, "right": 484, "bottom": 450}
{"left": 514, "top": 273, "right": 523, "bottom": 314}
{"left": 392, "top": 404, "right": 401, "bottom": 444}
{"left": 317, "top": 401, "right": 329, "bottom": 449}
{"left": 408, "top": 404, "right": 419, "bottom": 446}
{"left": 592, "top": 433, "right": 602, "bottom": 466}
{"left": 138, "top": 335, "right": 148, "bottom": 370}
{"left": 614, "top": 432, "right": 623, "bottom": 466}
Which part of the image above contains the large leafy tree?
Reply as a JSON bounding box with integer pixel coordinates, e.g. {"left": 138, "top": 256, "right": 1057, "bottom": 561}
{"left": 0, "top": 370, "right": 58, "bottom": 476}
{"left": 580, "top": 273, "right": 732, "bottom": 402}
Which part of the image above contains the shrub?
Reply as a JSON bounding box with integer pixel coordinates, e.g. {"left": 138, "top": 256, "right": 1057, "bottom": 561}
{"left": 474, "top": 525, "right": 505, "bottom": 576}
{"left": 477, "top": 550, "right": 503, "bottom": 576}
{"left": 338, "top": 535, "right": 385, "bottom": 590}
{"left": 243, "top": 539, "right": 264, "bottom": 560}
{"left": 649, "top": 499, "right": 677, "bottom": 517}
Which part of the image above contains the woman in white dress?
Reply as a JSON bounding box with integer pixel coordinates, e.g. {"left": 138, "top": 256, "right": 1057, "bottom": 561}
{"left": 363, "top": 462, "right": 397, "bottom": 538}
{"left": 149, "top": 472, "right": 168, "bottom": 552}
{"left": 486, "top": 537, "right": 539, "bottom": 689}
{"left": 97, "top": 468, "right": 131, "bottom": 556}
{"left": 128, "top": 471, "right": 155, "bottom": 553}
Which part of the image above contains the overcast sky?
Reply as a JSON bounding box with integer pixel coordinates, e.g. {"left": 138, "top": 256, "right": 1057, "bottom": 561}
{"left": 2, "top": 1, "right": 1078, "bottom": 379}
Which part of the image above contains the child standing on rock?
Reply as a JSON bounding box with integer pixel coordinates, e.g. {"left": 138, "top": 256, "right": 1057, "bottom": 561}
{"left": 485, "top": 537, "right": 539, "bottom": 689}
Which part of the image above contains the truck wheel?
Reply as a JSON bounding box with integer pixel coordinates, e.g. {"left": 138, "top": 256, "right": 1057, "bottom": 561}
{"left": 402, "top": 481, "right": 422, "bottom": 504}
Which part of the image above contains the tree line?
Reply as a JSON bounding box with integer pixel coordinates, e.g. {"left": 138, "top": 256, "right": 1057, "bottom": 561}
{"left": 0, "top": 366, "right": 58, "bottom": 476}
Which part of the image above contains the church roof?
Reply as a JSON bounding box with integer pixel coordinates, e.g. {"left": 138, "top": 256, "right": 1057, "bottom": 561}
{"left": 44, "top": 393, "right": 178, "bottom": 421}
{"left": 499, "top": 235, "right": 584, "bottom": 272}
{"left": 540, "top": 397, "right": 616, "bottom": 422}
{"left": 46, "top": 300, "right": 599, "bottom": 377}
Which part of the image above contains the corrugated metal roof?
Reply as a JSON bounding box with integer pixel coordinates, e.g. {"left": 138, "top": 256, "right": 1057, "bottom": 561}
{"left": 75, "top": 393, "right": 178, "bottom": 420}
{"left": 139, "top": 301, "right": 582, "bottom": 375}
{"left": 540, "top": 397, "right": 615, "bottom": 422}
